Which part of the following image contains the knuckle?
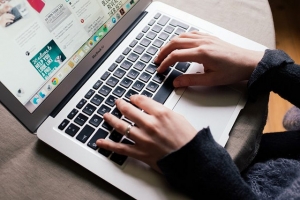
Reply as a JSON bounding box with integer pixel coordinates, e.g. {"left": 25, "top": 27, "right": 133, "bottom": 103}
{"left": 169, "top": 37, "right": 179, "bottom": 45}
{"left": 113, "top": 122, "right": 123, "bottom": 130}
{"left": 168, "top": 50, "right": 180, "bottom": 60}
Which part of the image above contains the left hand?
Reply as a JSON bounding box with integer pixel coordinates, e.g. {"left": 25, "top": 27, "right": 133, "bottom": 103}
{"left": 96, "top": 95, "right": 197, "bottom": 172}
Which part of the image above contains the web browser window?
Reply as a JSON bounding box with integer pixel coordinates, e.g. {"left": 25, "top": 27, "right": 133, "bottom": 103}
{"left": 0, "top": 0, "right": 137, "bottom": 113}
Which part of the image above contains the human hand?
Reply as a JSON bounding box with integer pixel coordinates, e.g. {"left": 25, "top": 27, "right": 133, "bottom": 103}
{"left": 96, "top": 95, "right": 197, "bottom": 172}
{"left": 0, "top": 13, "right": 14, "bottom": 27}
{"left": 155, "top": 31, "right": 264, "bottom": 87}
{"left": 0, "top": 1, "right": 12, "bottom": 13}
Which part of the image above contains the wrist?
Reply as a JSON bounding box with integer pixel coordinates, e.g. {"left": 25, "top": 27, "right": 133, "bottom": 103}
{"left": 242, "top": 49, "right": 264, "bottom": 80}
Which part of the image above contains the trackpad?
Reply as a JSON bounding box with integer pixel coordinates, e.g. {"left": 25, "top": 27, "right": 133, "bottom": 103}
{"left": 173, "top": 85, "right": 243, "bottom": 142}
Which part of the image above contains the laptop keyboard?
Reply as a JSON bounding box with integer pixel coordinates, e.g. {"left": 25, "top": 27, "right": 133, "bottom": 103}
{"left": 58, "top": 13, "right": 198, "bottom": 166}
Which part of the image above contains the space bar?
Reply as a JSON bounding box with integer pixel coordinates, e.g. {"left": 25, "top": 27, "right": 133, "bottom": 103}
{"left": 153, "top": 70, "right": 182, "bottom": 104}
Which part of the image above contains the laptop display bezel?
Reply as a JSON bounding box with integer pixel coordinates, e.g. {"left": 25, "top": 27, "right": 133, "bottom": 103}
{"left": 0, "top": 0, "right": 152, "bottom": 133}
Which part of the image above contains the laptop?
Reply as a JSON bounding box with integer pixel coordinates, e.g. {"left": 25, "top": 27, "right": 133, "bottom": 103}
{"left": 0, "top": 0, "right": 267, "bottom": 199}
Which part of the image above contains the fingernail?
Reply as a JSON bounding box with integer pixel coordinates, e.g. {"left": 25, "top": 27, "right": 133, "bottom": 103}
{"left": 173, "top": 79, "right": 180, "bottom": 87}
{"left": 96, "top": 139, "right": 103, "bottom": 145}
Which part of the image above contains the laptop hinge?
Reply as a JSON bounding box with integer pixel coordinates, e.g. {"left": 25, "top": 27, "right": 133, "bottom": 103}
{"left": 50, "top": 11, "right": 148, "bottom": 118}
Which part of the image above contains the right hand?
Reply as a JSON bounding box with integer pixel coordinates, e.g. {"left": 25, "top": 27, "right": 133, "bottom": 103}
{"left": 155, "top": 31, "right": 264, "bottom": 87}
{"left": 0, "top": 13, "right": 14, "bottom": 27}
{"left": 0, "top": 2, "right": 12, "bottom": 13}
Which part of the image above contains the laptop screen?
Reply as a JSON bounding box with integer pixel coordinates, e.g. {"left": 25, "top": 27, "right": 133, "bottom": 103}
{"left": 0, "top": 0, "right": 138, "bottom": 113}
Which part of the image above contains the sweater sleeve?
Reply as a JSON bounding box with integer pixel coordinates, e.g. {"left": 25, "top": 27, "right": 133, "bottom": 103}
{"left": 157, "top": 128, "right": 257, "bottom": 200}
{"left": 248, "top": 49, "right": 300, "bottom": 107}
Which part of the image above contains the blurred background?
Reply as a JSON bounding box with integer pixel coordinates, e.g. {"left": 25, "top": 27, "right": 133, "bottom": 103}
{"left": 264, "top": 0, "right": 300, "bottom": 133}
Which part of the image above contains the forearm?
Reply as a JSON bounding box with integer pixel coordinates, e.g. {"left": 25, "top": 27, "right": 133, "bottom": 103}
{"left": 157, "top": 128, "right": 257, "bottom": 199}
{"left": 248, "top": 49, "right": 300, "bottom": 107}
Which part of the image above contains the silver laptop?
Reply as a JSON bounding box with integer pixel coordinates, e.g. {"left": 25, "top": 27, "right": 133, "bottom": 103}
{"left": 0, "top": 0, "right": 267, "bottom": 199}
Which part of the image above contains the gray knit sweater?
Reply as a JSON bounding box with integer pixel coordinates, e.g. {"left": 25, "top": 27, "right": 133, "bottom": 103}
{"left": 158, "top": 49, "right": 300, "bottom": 199}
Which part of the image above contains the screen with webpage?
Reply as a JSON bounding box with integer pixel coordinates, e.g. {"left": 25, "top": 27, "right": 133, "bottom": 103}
{"left": 0, "top": 0, "right": 138, "bottom": 113}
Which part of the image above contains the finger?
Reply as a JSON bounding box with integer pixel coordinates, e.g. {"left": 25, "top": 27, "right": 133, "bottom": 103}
{"left": 173, "top": 72, "right": 225, "bottom": 87}
{"left": 114, "top": 99, "right": 150, "bottom": 129}
{"left": 156, "top": 38, "right": 201, "bottom": 65}
{"left": 103, "top": 112, "right": 142, "bottom": 142}
{"left": 130, "top": 95, "right": 168, "bottom": 115}
{"left": 177, "top": 31, "right": 210, "bottom": 39}
{"left": 96, "top": 139, "right": 141, "bottom": 159}
{"left": 157, "top": 47, "right": 201, "bottom": 73}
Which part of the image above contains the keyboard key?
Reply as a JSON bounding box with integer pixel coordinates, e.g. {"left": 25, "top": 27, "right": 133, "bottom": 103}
{"left": 152, "top": 25, "right": 162, "bottom": 33}
{"left": 157, "top": 16, "right": 170, "bottom": 26}
{"left": 189, "top": 27, "right": 199, "bottom": 32}
{"left": 83, "top": 103, "right": 96, "bottom": 116}
{"left": 127, "top": 53, "right": 139, "bottom": 62}
{"left": 169, "top": 19, "right": 189, "bottom": 30}
{"left": 108, "top": 63, "right": 118, "bottom": 72}
{"left": 146, "top": 46, "right": 158, "bottom": 55}
{"left": 133, "top": 45, "right": 145, "bottom": 55}
{"left": 136, "top": 33, "right": 144, "bottom": 40}
{"left": 142, "top": 25, "right": 150, "bottom": 33}
{"left": 99, "top": 148, "right": 112, "bottom": 157}
{"left": 93, "top": 80, "right": 103, "bottom": 89}
{"left": 146, "top": 31, "right": 157, "bottom": 40}
{"left": 120, "top": 60, "right": 133, "bottom": 70}
{"left": 158, "top": 32, "right": 169, "bottom": 41}
{"left": 139, "top": 72, "right": 152, "bottom": 83}
{"left": 129, "top": 40, "right": 138, "bottom": 48}
{"left": 148, "top": 19, "right": 155, "bottom": 26}
{"left": 132, "top": 80, "right": 145, "bottom": 91}
{"left": 90, "top": 94, "right": 104, "bottom": 106}
{"left": 125, "top": 89, "right": 138, "bottom": 99}
{"left": 164, "top": 25, "right": 175, "bottom": 34}
{"left": 99, "top": 85, "right": 112, "bottom": 96}
{"left": 76, "top": 125, "right": 95, "bottom": 143}
{"left": 89, "top": 114, "right": 103, "bottom": 127}
{"left": 122, "top": 47, "right": 131, "bottom": 55}
{"left": 112, "top": 86, "right": 126, "bottom": 97}
{"left": 109, "top": 130, "right": 123, "bottom": 142}
{"left": 140, "top": 38, "right": 151, "bottom": 47}
{"left": 120, "top": 77, "right": 133, "bottom": 88}
{"left": 111, "top": 108, "right": 122, "bottom": 119}
{"left": 152, "top": 73, "right": 165, "bottom": 84}
{"left": 163, "top": 67, "right": 172, "bottom": 75}
{"left": 146, "top": 81, "right": 159, "bottom": 92}
{"left": 175, "top": 62, "right": 190, "bottom": 72}
{"left": 65, "top": 123, "right": 80, "bottom": 137}
{"left": 88, "top": 129, "right": 109, "bottom": 150}
{"left": 140, "top": 53, "right": 152, "bottom": 63}
{"left": 154, "top": 13, "right": 161, "bottom": 19}
{"left": 74, "top": 113, "right": 89, "bottom": 126}
{"left": 133, "top": 61, "right": 146, "bottom": 71}
{"left": 141, "top": 90, "right": 153, "bottom": 98}
{"left": 67, "top": 109, "right": 78, "bottom": 120}
{"left": 153, "top": 70, "right": 182, "bottom": 104}
{"left": 152, "top": 39, "right": 164, "bottom": 48}
{"left": 101, "top": 71, "right": 110, "bottom": 81}
{"left": 175, "top": 28, "right": 186, "bottom": 35}
{"left": 106, "top": 76, "right": 119, "bottom": 87}
{"left": 105, "top": 95, "right": 118, "bottom": 107}
{"left": 58, "top": 119, "right": 70, "bottom": 130}
{"left": 85, "top": 89, "right": 95, "bottom": 99}
{"left": 127, "top": 69, "right": 139, "bottom": 80}
{"left": 113, "top": 68, "right": 126, "bottom": 79}
{"left": 76, "top": 99, "right": 87, "bottom": 109}
{"left": 97, "top": 104, "right": 111, "bottom": 115}
{"left": 145, "top": 64, "right": 158, "bottom": 74}
{"left": 115, "top": 55, "right": 125, "bottom": 63}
